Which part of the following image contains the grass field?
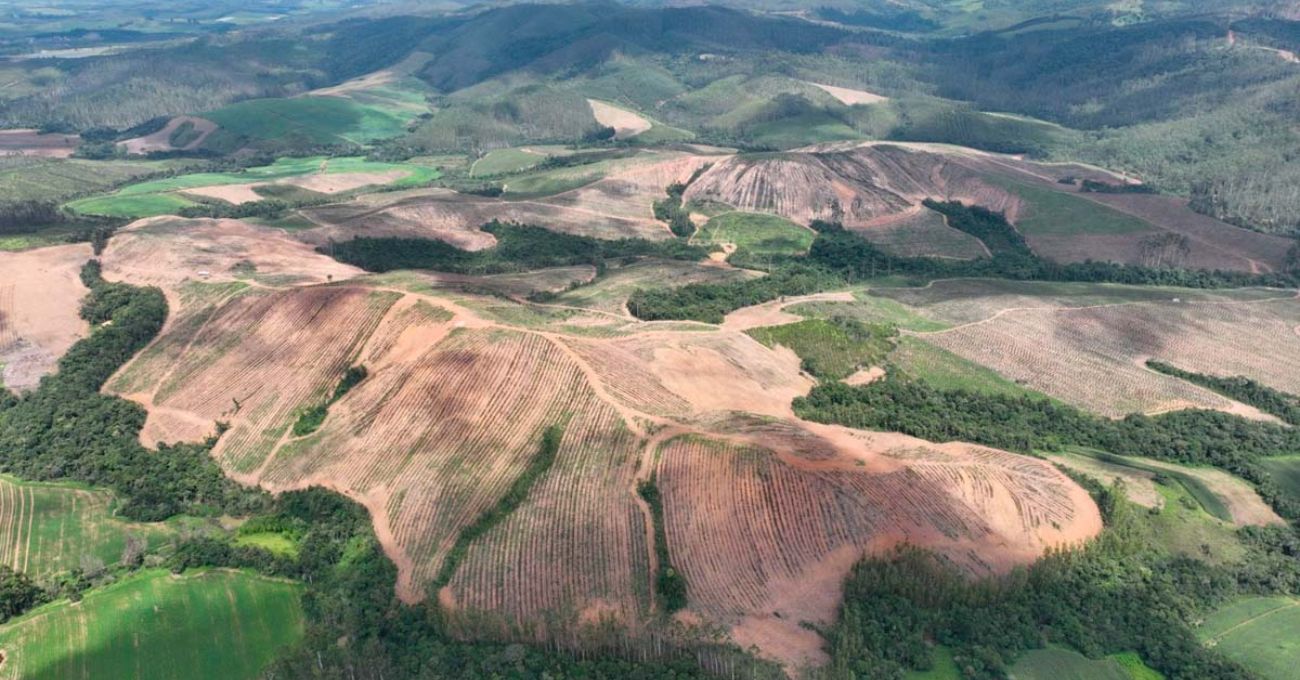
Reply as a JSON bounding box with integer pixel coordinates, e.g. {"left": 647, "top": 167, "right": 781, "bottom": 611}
{"left": 905, "top": 646, "right": 959, "bottom": 679}
{"left": 1009, "top": 648, "right": 1130, "bottom": 680}
{"left": 66, "top": 156, "right": 440, "bottom": 217}
{"left": 470, "top": 147, "right": 549, "bottom": 177}
{"left": 203, "top": 96, "right": 411, "bottom": 144}
{"left": 0, "top": 475, "right": 172, "bottom": 578}
{"left": 694, "top": 211, "right": 814, "bottom": 257}
{"left": 1064, "top": 448, "right": 1234, "bottom": 522}
{"left": 993, "top": 178, "right": 1152, "bottom": 237}
{"left": 0, "top": 569, "right": 304, "bottom": 680}
{"left": 791, "top": 289, "right": 950, "bottom": 332}
{"left": 748, "top": 318, "right": 894, "bottom": 380}
{"left": 1198, "top": 596, "right": 1300, "bottom": 680}
{"left": 888, "top": 336, "right": 1043, "bottom": 398}
{"left": 1259, "top": 456, "right": 1300, "bottom": 507}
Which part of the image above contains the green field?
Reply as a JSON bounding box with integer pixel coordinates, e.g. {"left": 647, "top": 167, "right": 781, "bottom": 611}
{"left": 905, "top": 645, "right": 960, "bottom": 679}
{"left": 1009, "top": 648, "right": 1131, "bottom": 680}
{"left": 888, "top": 336, "right": 1043, "bottom": 398}
{"left": 1259, "top": 457, "right": 1300, "bottom": 507}
{"left": 0, "top": 569, "right": 304, "bottom": 680}
{"left": 0, "top": 475, "right": 172, "bottom": 578}
{"left": 203, "top": 96, "right": 411, "bottom": 144}
{"left": 791, "top": 290, "right": 950, "bottom": 332}
{"left": 992, "top": 178, "right": 1153, "bottom": 237}
{"left": 66, "top": 156, "right": 440, "bottom": 218}
{"left": 1198, "top": 596, "right": 1300, "bottom": 680}
{"left": 748, "top": 318, "right": 894, "bottom": 381}
{"left": 0, "top": 156, "right": 184, "bottom": 204}
{"left": 1064, "top": 448, "right": 1234, "bottom": 523}
{"left": 694, "top": 211, "right": 814, "bottom": 257}
{"left": 470, "top": 147, "right": 549, "bottom": 176}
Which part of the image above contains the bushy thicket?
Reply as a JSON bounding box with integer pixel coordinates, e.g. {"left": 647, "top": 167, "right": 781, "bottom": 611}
{"left": 817, "top": 488, "right": 1291, "bottom": 680}
{"left": 326, "top": 221, "right": 707, "bottom": 275}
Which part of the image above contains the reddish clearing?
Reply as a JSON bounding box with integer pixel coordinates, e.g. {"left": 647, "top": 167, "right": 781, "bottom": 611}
{"left": 105, "top": 266, "right": 1101, "bottom": 670}
{"left": 102, "top": 217, "right": 362, "bottom": 293}
{"left": 0, "top": 244, "right": 92, "bottom": 391}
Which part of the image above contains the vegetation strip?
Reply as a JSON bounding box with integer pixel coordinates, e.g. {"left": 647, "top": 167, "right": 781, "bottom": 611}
{"left": 637, "top": 475, "right": 687, "bottom": 613}
{"left": 433, "top": 424, "right": 565, "bottom": 588}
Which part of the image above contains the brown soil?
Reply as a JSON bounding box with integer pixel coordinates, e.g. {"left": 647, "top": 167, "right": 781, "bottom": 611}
{"left": 182, "top": 184, "right": 264, "bottom": 205}
{"left": 588, "top": 99, "right": 652, "bottom": 139}
{"left": 284, "top": 170, "right": 410, "bottom": 194}
{"left": 0, "top": 129, "right": 79, "bottom": 158}
{"left": 102, "top": 217, "right": 362, "bottom": 292}
{"left": 808, "top": 82, "right": 888, "bottom": 106}
{"left": 102, "top": 267, "right": 1102, "bottom": 671}
{"left": 0, "top": 244, "right": 92, "bottom": 391}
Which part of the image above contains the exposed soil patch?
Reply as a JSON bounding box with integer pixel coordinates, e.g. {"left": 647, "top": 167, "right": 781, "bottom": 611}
{"left": 588, "top": 99, "right": 652, "bottom": 139}
{"left": 0, "top": 129, "right": 79, "bottom": 158}
{"left": 0, "top": 244, "right": 92, "bottom": 391}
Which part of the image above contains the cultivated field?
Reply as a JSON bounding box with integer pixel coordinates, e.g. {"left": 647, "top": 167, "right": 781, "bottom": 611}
{"left": 301, "top": 152, "right": 714, "bottom": 246}
{"left": 101, "top": 217, "right": 362, "bottom": 292}
{"left": 553, "top": 259, "right": 755, "bottom": 316}
{"left": 876, "top": 280, "right": 1300, "bottom": 417}
{"left": 1007, "top": 648, "right": 1130, "bottom": 680}
{"left": 0, "top": 243, "right": 91, "bottom": 391}
{"left": 693, "top": 212, "right": 814, "bottom": 258}
{"left": 0, "top": 129, "right": 78, "bottom": 157}
{"left": 656, "top": 428, "right": 1098, "bottom": 667}
{"left": 0, "top": 569, "right": 303, "bottom": 680}
{"left": 102, "top": 273, "right": 1102, "bottom": 666}
{"left": 0, "top": 476, "right": 171, "bottom": 578}
{"left": 1198, "top": 596, "right": 1300, "bottom": 680}
{"left": 67, "top": 156, "right": 439, "bottom": 218}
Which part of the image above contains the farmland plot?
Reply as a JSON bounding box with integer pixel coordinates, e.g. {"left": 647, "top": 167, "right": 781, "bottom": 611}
{"left": 0, "top": 569, "right": 302, "bottom": 680}
{"left": 113, "top": 286, "right": 398, "bottom": 469}
{"left": 261, "top": 327, "right": 600, "bottom": 601}
{"left": 0, "top": 476, "right": 170, "bottom": 578}
{"left": 446, "top": 401, "right": 652, "bottom": 634}
{"left": 905, "top": 286, "right": 1300, "bottom": 417}
{"left": 655, "top": 430, "right": 1097, "bottom": 667}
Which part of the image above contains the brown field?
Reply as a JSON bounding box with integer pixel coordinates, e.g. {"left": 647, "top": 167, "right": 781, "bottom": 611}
{"left": 0, "top": 129, "right": 79, "bottom": 158}
{"left": 181, "top": 183, "right": 265, "bottom": 205}
{"left": 554, "top": 259, "right": 755, "bottom": 316}
{"left": 808, "top": 82, "right": 887, "bottom": 105}
{"left": 299, "top": 153, "right": 715, "bottom": 248}
{"left": 118, "top": 115, "right": 217, "bottom": 154}
{"left": 1072, "top": 192, "right": 1293, "bottom": 273}
{"left": 656, "top": 425, "right": 1097, "bottom": 667}
{"left": 588, "top": 99, "right": 652, "bottom": 139}
{"left": 682, "top": 143, "right": 1045, "bottom": 229}
{"left": 907, "top": 287, "right": 1300, "bottom": 417}
{"left": 0, "top": 244, "right": 92, "bottom": 391}
{"left": 102, "top": 270, "right": 1100, "bottom": 668}
{"left": 102, "top": 217, "right": 362, "bottom": 293}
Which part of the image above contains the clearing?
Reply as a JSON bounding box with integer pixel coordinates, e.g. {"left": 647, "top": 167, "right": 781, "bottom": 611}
{"left": 0, "top": 243, "right": 91, "bottom": 391}
{"left": 588, "top": 99, "right": 652, "bottom": 139}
